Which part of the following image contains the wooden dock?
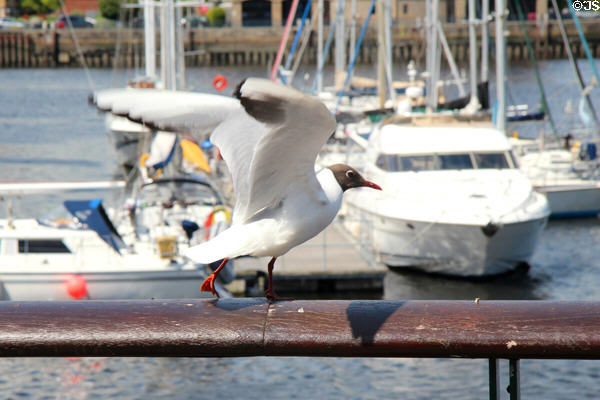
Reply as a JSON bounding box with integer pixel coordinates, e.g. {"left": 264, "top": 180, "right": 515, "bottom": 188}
{"left": 227, "top": 222, "right": 386, "bottom": 296}
{"left": 3, "top": 19, "right": 600, "bottom": 68}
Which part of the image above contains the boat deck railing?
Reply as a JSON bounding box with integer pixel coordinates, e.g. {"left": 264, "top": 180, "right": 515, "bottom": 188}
{"left": 2, "top": 299, "right": 599, "bottom": 400}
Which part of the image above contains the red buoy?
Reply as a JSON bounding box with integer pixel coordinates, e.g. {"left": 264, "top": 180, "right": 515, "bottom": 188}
{"left": 212, "top": 75, "right": 227, "bottom": 91}
{"left": 66, "top": 275, "right": 88, "bottom": 299}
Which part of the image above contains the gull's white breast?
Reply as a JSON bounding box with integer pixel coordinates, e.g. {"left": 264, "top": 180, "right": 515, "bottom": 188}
{"left": 248, "top": 168, "right": 343, "bottom": 257}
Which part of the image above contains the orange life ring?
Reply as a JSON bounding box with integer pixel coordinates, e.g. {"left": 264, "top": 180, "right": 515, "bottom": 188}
{"left": 213, "top": 75, "right": 227, "bottom": 91}
{"left": 204, "top": 206, "right": 232, "bottom": 240}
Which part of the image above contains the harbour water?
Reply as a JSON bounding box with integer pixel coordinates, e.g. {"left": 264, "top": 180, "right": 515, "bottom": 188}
{"left": 2, "top": 62, "right": 600, "bottom": 399}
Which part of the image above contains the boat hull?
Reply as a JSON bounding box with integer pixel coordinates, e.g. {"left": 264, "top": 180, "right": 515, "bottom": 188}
{"left": 536, "top": 184, "right": 600, "bottom": 218}
{"left": 0, "top": 269, "right": 224, "bottom": 300}
{"left": 346, "top": 207, "right": 547, "bottom": 277}
{"left": 106, "top": 115, "right": 147, "bottom": 172}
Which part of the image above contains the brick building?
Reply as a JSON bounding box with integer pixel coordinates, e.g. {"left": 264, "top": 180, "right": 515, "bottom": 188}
{"left": 62, "top": 0, "right": 100, "bottom": 16}
{"left": 2, "top": 0, "right": 545, "bottom": 25}
{"left": 229, "top": 0, "right": 545, "bottom": 28}
{"left": 0, "top": 0, "right": 19, "bottom": 17}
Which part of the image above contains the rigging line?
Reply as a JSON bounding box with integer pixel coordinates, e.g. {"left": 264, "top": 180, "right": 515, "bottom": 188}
{"left": 58, "top": 0, "right": 95, "bottom": 91}
{"left": 282, "top": 0, "right": 313, "bottom": 84}
{"left": 126, "top": 5, "right": 136, "bottom": 82}
{"left": 504, "top": 78, "right": 517, "bottom": 108}
{"left": 334, "top": 0, "right": 377, "bottom": 113}
{"left": 111, "top": 5, "right": 127, "bottom": 88}
{"left": 567, "top": 0, "right": 600, "bottom": 85}
{"left": 270, "top": 0, "right": 300, "bottom": 81}
{"left": 512, "top": 0, "right": 558, "bottom": 137}
{"left": 311, "top": 15, "right": 337, "bottom": 95}
{"left": 288, "top": 16, "right": 315, "bottom": 86}
{"left": 551, "top": 0, "right": 599, "bottom": 126}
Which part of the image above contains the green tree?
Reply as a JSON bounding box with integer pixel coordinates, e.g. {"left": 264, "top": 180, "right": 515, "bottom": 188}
{"left": 99, "top": 0, "right": 120, "bottom": 20}
{"left": 207, "top": 6, "right": 225, "bottom": 27}
{"left": 20, "top": 0, "right": 59, "bottom": 15}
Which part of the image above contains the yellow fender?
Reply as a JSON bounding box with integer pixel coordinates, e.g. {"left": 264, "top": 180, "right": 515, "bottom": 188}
{"left": 180, "top": 139, "right": 211, "bottom": 173}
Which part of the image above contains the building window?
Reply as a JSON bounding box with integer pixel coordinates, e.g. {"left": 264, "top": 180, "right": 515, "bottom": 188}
{"left": 403, "top": 4, "right": 408, "bottom": 14}
{"left": 282, "top": 0, "right": 311, "bottom": 26}
{"left": 242, "top": 0, "right": 272, "bottom": 27}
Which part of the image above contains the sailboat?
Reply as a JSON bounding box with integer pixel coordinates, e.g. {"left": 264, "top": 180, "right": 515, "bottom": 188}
{"left": 508, "top": 0, "right": 600, "bottom": 218}
{"left": 0, "top": 178, "right": 232, "bottom": 300}
{"left": 106, "top": 0, "right": 187, "bottom": 175}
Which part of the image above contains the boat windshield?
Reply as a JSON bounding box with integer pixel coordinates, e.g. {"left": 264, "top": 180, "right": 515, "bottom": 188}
{"left": 474, "top": 153, "right": 511, "bottom": 169}
{"left": 376, "top": 152, "right": 513, "bottom": 172}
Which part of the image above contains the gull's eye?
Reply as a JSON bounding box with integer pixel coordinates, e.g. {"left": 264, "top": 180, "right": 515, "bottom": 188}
{"left": 345, "top": 170, "right": 356, "bottom": 179}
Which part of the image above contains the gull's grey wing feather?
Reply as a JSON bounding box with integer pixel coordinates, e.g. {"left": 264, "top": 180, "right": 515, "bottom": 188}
{"left": 216, "top": 78, "right": 336, "bottom": 223}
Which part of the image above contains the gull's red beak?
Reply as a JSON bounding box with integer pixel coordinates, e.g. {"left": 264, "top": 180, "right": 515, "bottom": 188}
{"left": 362, "top": 180, "right": 382, "bottom": 190}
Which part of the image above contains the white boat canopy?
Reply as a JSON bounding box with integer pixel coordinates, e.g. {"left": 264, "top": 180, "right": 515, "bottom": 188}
{"left": 374, "top": 124, "right": 512, "bottom": 156}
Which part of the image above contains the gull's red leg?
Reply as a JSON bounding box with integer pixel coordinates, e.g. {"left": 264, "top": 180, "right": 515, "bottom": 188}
{"left": 200, "top": 257, "right": 229, "bottom": 297}
{"left": 265, "top": 257, "right": 293, "bottom": 301}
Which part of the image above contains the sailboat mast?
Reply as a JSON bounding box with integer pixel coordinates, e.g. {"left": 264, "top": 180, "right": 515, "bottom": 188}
{"left": 160, "top": 0, "right": 168, "bottom": 88}
{"left": 495, "top": 0, "right": 506, "bottom": 131}
{"left": 377, "top": 0, "right": 386, "bottom": 109}
{"left": 175, "top": 4, "right": 185, "bottom": 89}
{"left": 467, "top": 0, "right": 480, "bottom": 110}
{"left": 349, "top": 0, "right": 357, "bottom": 69}
{"left": 425, "top": 0, "right": 437, "bottom": 111}
{"left": 384, "top": 0, "right": 395, "bottom": 102}
{"left": 166, "top": 0, "right": 177, "bottom": 90}
{"left": 317, "top": 0, "right": 323, "bottom": 93}
{"left": 481, "top": 0, "right": 489, "bottom": 83}
{"left": 143, "top": 0, "right": 156, "bottom": 79}
{"left": 334, "top": 0, "right": 346, "bottom": 87}
{"left": 431, "top": 0, "right": 441, "bottom": 110}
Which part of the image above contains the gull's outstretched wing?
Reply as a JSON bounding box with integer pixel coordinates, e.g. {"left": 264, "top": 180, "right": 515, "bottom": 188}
{"left": 217, "top": 78, "right": 336, "bottom": 223}
{"left": 93, "top": 88, "right": 240, "bottom": 137}
{"left": 93, "top": 79, "right": 336, "bottom": 225}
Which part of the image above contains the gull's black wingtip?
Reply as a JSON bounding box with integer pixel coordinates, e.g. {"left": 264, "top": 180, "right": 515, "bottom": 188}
{"left": 233, "top": 78, "right": 247, "bottom": 99}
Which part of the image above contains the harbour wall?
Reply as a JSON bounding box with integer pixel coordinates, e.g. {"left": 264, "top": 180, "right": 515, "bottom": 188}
{"left": 1, "top": 20, "right": 600, "bottom": 68}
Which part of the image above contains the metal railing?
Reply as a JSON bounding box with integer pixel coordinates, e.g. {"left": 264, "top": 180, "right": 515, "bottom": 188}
{"left": 2, "top": 299, "right": 600, "bottom": 400}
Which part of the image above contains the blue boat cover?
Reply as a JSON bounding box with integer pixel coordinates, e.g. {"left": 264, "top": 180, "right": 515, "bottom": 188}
{"left": 64, "top": 199, "right": 126, "bottom": 254}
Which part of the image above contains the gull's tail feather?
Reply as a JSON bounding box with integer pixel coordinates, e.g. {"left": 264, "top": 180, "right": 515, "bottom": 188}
{"left": 183, "top": 225, "right": 254, "bottom": 264}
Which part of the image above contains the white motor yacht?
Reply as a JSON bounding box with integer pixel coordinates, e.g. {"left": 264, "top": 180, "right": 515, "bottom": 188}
{"left": 343, "top": 117, "right": 550, "bottom": 277}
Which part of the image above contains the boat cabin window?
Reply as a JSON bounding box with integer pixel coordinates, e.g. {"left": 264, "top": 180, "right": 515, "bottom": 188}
{"left": 474, "top": 152, "right": 510, "bottom": 169}
{"left": 376, "top": 154, "right": 388, "bottom": 170}
{"left": 399, "top": 155, "right": 436, "bottom": 171}
{"left": 438, "top": 154, "right": 473, "bottom": 170}
{"left": 18, "top": 239, "right": 71, "bottom": 253}
{"left": 376, "top": 152, "right": 514, "bottom": 172}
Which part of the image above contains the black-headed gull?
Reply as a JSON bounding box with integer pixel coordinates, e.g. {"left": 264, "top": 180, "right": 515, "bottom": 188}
{"left": 183, "top": 78, "right": 381, "bottom": 299}
{"left": 93, "top": 78, "right": 381, "bottom": 300}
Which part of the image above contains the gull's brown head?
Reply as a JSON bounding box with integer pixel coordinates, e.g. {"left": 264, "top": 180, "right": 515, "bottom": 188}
{"left": 327, "top": 164, "right": 382, "bottom": 192}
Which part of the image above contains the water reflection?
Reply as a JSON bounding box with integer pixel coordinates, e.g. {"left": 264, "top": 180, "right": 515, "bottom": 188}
{"left": 384, "top": 267, "right": 549, "bottom": 300}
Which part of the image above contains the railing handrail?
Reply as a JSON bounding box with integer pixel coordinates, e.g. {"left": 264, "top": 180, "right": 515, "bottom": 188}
{"left": 1, "top": 299, "right": 600, "bottom": 359}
